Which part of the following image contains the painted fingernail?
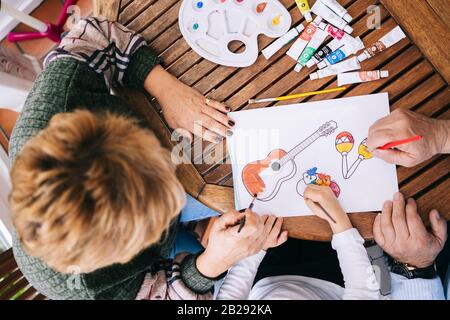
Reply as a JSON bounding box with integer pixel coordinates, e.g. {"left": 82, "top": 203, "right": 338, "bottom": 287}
{"left": 214, "top": 136, "right": 223, "bottom": 143}
{"left": 226, "top": 130, "right": 233, "bottom": 137}
{"left": 228, "top": 120, "right": 235, "bottom": 126}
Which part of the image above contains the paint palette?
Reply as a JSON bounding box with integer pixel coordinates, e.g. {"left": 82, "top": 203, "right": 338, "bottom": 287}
{"left": 179, "top": 0, "right": 292, "bottom": 67}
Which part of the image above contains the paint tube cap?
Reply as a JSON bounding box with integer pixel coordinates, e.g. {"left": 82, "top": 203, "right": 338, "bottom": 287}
{"left": 295, "top": 24, "right": 305, "bottom": 33}
{"left": 294, "top": 63, "right": 303, "bottom": 73}
{"left": 380, "top": 71, "right": 389, "bottom": 78}
{"left": 357, "top": 52, "right": 368, "bottom": 62}
{"left": 343, "top": 13, "right": 352, "bottom": 23}
{"left": 313, "top": 16, "right": 323, "bottom": 24}
{"left": 304, "top": 11, "right": 313, "bottom": 22}
{"left": 317, "top": 60, "right": 327, "bottom": 69}
{"left": 306, "top": 59, "right": 315, "bottom": 68}
{"left": 353, "top": 37, "right": 365, "bottom": 51}
{"left": 343, "top": 25, "right": 353, "bottom": 34}
{"left": 310, "top": 72, "right": 319, "bottom": 80}
{"left": 318, "top": 22, "right": 328, "bottom": 30}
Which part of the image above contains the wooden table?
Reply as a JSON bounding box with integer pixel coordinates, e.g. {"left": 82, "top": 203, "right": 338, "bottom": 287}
{"left": 94, "top": 0, "right": 450, "bottom": 241}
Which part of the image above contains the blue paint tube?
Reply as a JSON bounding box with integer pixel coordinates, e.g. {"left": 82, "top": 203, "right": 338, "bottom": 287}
{"left": 317, "top": 37, "right": 364, "bottom": 69}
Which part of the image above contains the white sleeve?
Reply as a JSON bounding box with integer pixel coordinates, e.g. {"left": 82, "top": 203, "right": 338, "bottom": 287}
{"left": 390, "top": 272, "right": 445, "bottom": 300}
{"left": 215, "top": 251, "right": 266, "bottom": 300}
{"left": 331, "top": 228, "right": 380, "bottom": 300}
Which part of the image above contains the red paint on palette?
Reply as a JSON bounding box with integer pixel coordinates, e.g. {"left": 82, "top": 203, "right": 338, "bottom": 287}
{"left": 256, "top": 2, "right": 267, "bottom": 13}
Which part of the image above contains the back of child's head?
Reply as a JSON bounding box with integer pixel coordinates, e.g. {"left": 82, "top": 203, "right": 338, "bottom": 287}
{"left": 10, "top": 110, "right": 185, "bottom": 273}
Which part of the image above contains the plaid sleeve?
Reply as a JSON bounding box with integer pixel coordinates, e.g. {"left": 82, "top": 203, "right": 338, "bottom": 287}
{"left": 44, "top": 17, "right": 159, "bottom": 89}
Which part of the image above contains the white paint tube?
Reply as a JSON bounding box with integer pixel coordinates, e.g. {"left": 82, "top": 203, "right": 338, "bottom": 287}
{"left": 320, "top": 0, "right": 352, "bottom": 23}
{"left": 294, "top": 23, "right": 328, "bottom": 72}
{"left": 337, "top": 70, "right": 389, "bottom": 86}
{"left": 317, "top": 37, "right": 364, "bottom": 68}
{"left": 286, "top": 16, "right": 323, "bottom": 60}
{"left": 310, "top": 56, "right": 361, "bottom": 79}
{"left": 357, "top": 26, "right": 406, "bottom": 62}
{"left": 306, "top": 26, "right": 360, "bottom": 67}
{"left": 262, "top": 24, "right": 305, "bottom": 59}
{"left": 311, "top": 0, "right": 353, "bottom": 34}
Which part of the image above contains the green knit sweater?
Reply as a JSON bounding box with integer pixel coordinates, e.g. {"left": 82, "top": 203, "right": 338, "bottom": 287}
{"left": 9, "top": 45, "right": 213, "bottom": 300}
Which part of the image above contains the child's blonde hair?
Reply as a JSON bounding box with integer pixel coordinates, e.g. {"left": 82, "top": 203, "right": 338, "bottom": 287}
{"left": 10, "top": 110, "right": 185, "bottom": 273}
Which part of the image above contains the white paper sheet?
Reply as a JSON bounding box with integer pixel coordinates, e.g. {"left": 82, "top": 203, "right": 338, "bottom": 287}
{"left": 227, "top": 93, "right": 399, "bottom": 217}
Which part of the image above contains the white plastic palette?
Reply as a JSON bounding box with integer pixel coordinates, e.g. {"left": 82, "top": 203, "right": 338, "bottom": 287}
{"left": 179, "top": 0, "right": 292, "bottom": 67}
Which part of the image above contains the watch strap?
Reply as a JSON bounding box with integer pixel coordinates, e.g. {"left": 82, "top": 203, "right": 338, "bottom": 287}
{"left": 366, "top": 244, "right": 391, "bottom": 296}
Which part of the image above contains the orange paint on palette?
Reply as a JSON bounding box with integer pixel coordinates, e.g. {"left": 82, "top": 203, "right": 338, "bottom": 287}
{"left": 256, "top": 2, "right": 267, "bottom": 13}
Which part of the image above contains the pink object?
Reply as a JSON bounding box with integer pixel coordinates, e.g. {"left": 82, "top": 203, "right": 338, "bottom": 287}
{"left": 7, "top": 0, "right": 77, "bottom": 43}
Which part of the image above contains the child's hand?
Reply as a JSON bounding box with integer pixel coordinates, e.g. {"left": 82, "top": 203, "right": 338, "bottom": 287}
{"left": 304, "top": 185, "right": 352, "bottom": 234}
{"left": 261, "top": 216, "right": 288, "bottom": 251}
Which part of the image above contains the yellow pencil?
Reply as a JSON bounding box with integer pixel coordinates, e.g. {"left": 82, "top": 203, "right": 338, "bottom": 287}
{"left": 248, "top": 87, "right": 347, "bottom": 104}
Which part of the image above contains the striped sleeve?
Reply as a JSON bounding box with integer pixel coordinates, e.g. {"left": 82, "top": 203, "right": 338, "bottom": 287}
{"left": 44, "top": 17, "right": 159, "bottom": 89}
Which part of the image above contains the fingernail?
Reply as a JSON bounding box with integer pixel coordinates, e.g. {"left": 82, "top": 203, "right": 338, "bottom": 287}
{"left": 435, "top": 211, "right": 441, "bottom": 220}
{"left": 226, "top": 130, "right": 233, "bottom": 137}
{"left": 383, "top": 201, "right": 392, "bottom": 208}
{"left": 214, "top": 136, "right": 223, "bottom": 144}
{"left": 228, "top": 120, "right": 235, "bottom": 126}
{"left": 394, "top": 192, "right": 402, "bottom": 201}
{"left": 225, "top": 106, "right": 231, "bottom": 112}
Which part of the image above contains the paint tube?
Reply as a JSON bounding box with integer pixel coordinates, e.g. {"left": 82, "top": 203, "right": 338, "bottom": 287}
{"left": 357, "top": 26, "right": 406, "bottom": 62}
{"left": 295, "top": 0, "right": 313, "bottom": 22}
{"left": 310, "top": 56, "right": 361, "bottom": 79}
{"left": 306, "top": 25, "right": 360, "bottom": 67}
{"left": 311, "top": 0, "right": 353, "bottom": 34}
{"left": 262, "top": 24, "right": 305, "bottom": 59}
{"left": 294, "top": 23, "right": 328, "bottom": 72}
{"left": 287, "top": 16, "right": 323, "bottom": 60}
{"left": 320, "top": 0, "right": 352, "bottom": 23}
{"left": 317, "top": 37, "right": 364, "bottom": 68}
{"left": 306, "top": 38, "right": 343, "bottom": 67}
{"left": 337, "top": 70, "right": 389, "bottom": 86}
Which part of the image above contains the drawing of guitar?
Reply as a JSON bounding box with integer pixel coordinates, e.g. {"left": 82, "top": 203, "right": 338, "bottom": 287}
{"left": 242, "top": 121, "right": 338, "bottom": 201}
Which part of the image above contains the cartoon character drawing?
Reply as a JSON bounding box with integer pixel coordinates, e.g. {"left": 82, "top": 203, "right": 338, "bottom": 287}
{"left": 336, "top": 131, "right": 373, "bottom": 179}
{"left": 296, "top": 167, "right": 341, "bottom": 198}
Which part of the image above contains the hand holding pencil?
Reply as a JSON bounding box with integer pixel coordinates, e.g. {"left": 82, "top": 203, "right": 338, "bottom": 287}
{"left": 367, "top": 109, "right": 450, "bottom": 167}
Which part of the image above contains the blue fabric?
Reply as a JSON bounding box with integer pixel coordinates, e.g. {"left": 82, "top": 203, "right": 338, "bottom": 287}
{"left": 170, "top": 194, "right": 219, "bottom": 258}
{"left": 179, "top": 194, "right": 220, "bottom": 222}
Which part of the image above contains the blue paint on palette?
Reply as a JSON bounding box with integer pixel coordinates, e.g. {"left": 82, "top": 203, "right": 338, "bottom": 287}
{"left": 193, "top": 23, "right": 199, "bottom": 30}
{"left": 196, "top": 1, "right": 204, "bottom": 8}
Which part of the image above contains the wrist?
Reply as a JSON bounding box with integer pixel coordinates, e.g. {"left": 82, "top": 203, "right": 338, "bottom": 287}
{"left": 433, "top": 119, "right": 450, "bottom": 154}
{"left": 144, "top": 65, "right": 178, "bottom": 102}
{"left": 330, "top": 212, "right": 352, "bottom": 234}
{"left": 196, "top": 251, "right": 227, "bottom": 278}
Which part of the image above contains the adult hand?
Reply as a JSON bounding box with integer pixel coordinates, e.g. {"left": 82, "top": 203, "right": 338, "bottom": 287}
{"left": 196, "top": 211, "right": 287, "bottom": 278}
{"left": 144, "top": 65, "right": 234, "bottom": 143}
{"left": 373, "top": 192, "right": 447, "bottom": 268}
{"left": 304, "top": 184, "right": 352, "bottom": 234}
{"left": 367, "top": 109, "right": 450, "bottom": 167}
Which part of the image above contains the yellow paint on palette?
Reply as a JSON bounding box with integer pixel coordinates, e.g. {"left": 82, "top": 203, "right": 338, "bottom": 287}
{"left": 272, "top": 14, "right": 281, "bottom": 26}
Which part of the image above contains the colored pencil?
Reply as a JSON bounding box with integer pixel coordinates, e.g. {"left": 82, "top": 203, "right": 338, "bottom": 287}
{"left": 316, "top": 203, "right": 337, "bottom": 224}
{"left": 238, "top": 195, "right": 257, "bottom": 233}
{"left": 377, "top": 135, "right": 423, "bottom": 150}
{"left": 248, "top": 87, "right": 347, "bottom": 104}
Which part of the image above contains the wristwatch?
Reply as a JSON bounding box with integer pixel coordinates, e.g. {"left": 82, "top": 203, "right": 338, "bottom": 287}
{"left": 390, "top": 259, "right": 438, "bottom": 279}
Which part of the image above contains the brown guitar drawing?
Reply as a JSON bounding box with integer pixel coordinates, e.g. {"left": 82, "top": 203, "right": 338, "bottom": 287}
{"left": 242, "top": 121, "right": 338, "bottom": 201}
